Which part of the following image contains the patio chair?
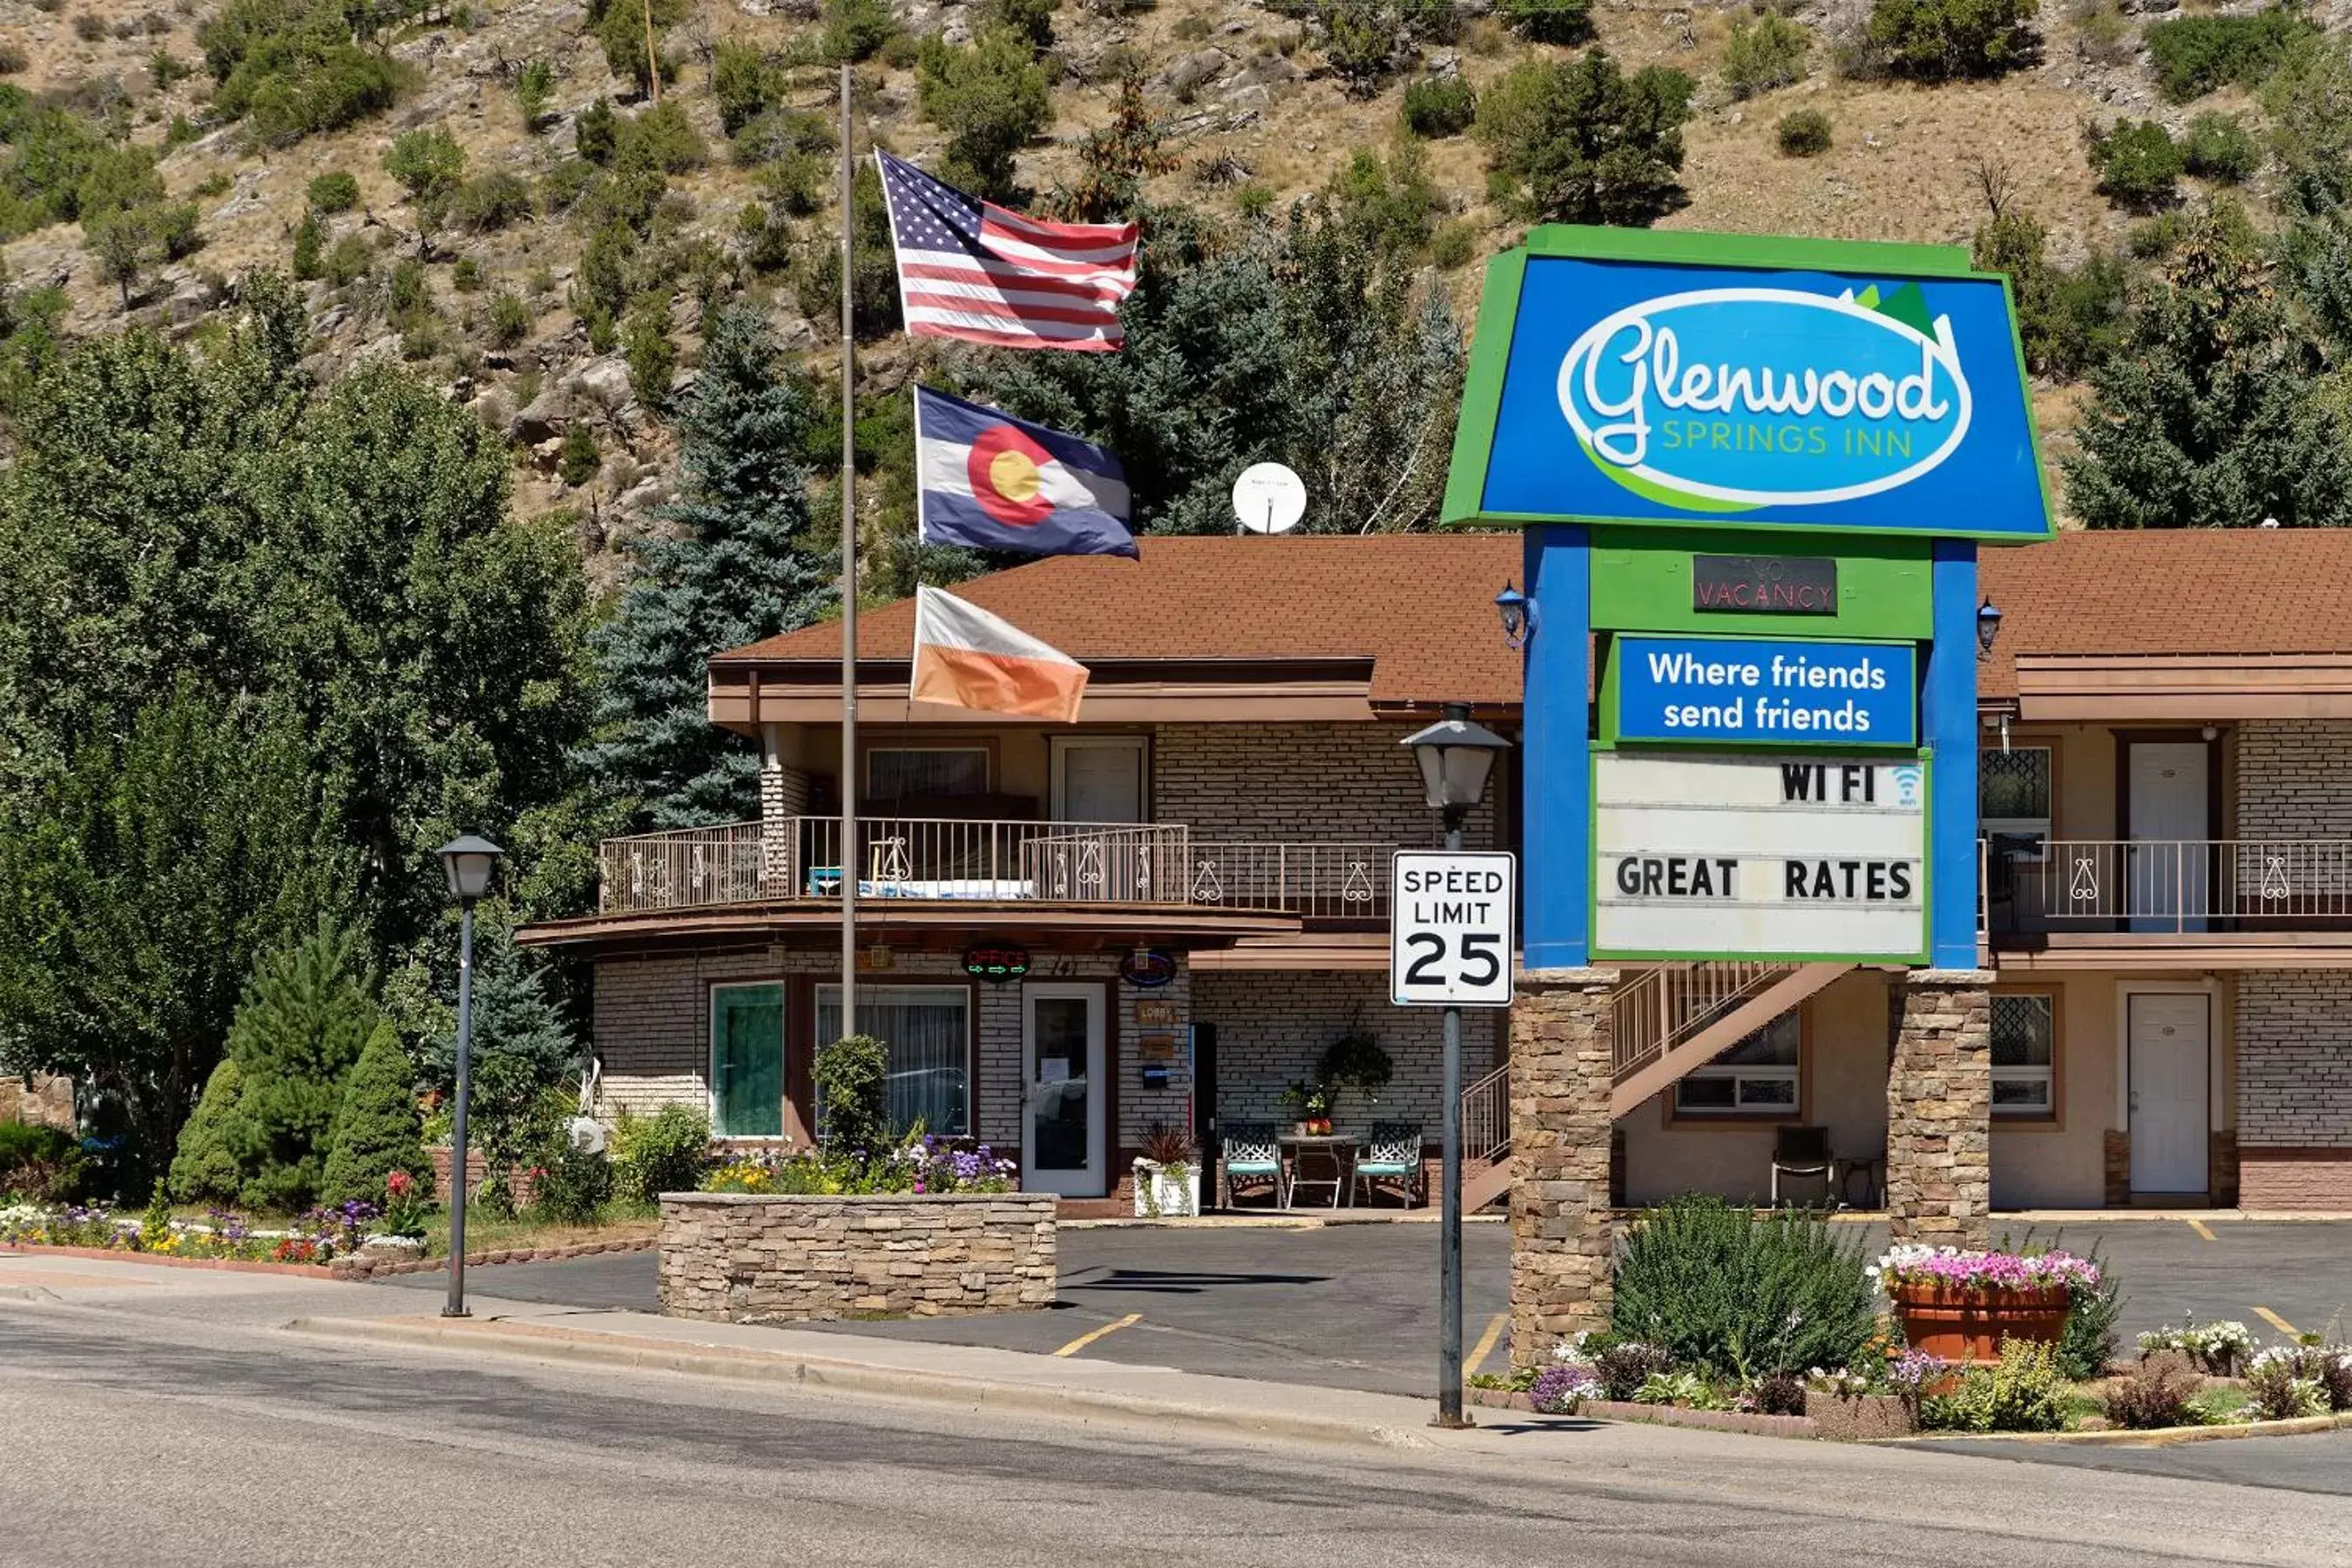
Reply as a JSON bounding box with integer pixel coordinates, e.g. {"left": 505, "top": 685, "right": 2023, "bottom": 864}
{"left": 1219, "top": 1120, "right": 1288, "bottom": 1210}
{"left": 1769, "top": 1125, "right": 1835, "bottom": 1206}
{"left": 1351, "top": 1121, "right": 1426, "bottom": 1209}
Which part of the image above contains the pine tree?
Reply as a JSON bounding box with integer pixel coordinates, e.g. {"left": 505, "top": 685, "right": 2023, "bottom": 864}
{"left": 320, "top": 1020, "right": 424, "bottom": 1204}
{"left": 582, "top": 305, "right": 827, "bottom": 826}
{"left": 2065, "top": 204, "right": 2352, "bottom": 530}
{"left": 413, "top": 939, "right": 582, "bottom": 1090}
{"left": 167, "top": 1058, "right": 250, "bottom": 1205}
{"left": 226, "top": 921, "right": 385, "bottom": 1212}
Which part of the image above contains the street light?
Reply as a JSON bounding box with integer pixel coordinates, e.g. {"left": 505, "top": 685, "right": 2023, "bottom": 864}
{"left": 435, "top": 833, "right": 504, "bottom": 1319}
{"left": 1402, "top": 702, "right": 1511, "bottom": 1429}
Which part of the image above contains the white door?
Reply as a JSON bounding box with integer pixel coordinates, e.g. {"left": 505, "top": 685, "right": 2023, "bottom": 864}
{"left": 2128, "top": 993, "right": 2210, "bottom": 1195}
{"left": 2126, "top": 742, "right": 2210, "bottom": 933}
{"left": 1051, "top": 736, "right": 1146, "bottom": 824}
{"left": 1022, "top": 983, "right": 1106, "bottom": 1196}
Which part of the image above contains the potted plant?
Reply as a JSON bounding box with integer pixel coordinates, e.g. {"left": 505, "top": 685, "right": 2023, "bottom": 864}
{"left": 1871, "top": 1246, "right": 2099, "bottom": 1364}
{"left": 1132, "top": 1122, "right": 1199, "bottom": 1217}
{"left": 1278, "top": 1081, "right": 1334, "bottom": 1137}
{"left": 1316, "top": 1025, "right": 1393, "bottom": 1121}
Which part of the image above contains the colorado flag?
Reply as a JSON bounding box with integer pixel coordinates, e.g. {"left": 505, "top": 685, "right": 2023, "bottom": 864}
{"left": 911, "top": 585, "right": 1089, "bottom": 723}
{"left": 914, "top": 386, "right": 1137, "bottom": 559}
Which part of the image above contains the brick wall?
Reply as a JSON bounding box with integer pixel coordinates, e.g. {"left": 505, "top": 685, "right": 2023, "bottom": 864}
{"left": 2240, "top": 1150, "right": 2352, "bottom": 1211}
{"left": 2234, "top": 970, "right": 2352, "bottom": 1146}
{"left": 1150, "top": 723, "right": 1503, "bottom": 848}
{"left": 1189, "top": 970, "right": 1502, "bottom": 1135}
{"left": 2235, "top": 721, "right": 2352, "bottom": 837}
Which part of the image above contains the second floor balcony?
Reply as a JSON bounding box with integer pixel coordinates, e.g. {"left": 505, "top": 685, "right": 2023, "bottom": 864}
{"left": 1987, "top": 836, "right": 2352, "bottom": 938}
{"left": 596, "top": 815, "right": 1400, "bottom": 922}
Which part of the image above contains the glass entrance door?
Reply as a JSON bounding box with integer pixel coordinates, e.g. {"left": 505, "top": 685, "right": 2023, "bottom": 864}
{"left": 1022, "top": 983, "right": 1105, "bottom": 1196}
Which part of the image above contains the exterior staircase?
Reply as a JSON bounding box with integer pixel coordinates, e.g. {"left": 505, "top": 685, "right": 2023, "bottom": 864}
{"left": 1457, "top": 959, "right": 1853, "bottom": 1213}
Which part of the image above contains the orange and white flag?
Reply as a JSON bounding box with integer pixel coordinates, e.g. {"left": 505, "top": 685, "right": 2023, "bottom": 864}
{"left": 910, "top": 585, "right": 1089, "bottom": 722}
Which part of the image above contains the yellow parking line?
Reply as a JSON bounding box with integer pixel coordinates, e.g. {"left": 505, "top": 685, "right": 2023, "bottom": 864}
{"left": 2254, "top": 1306, "right": 2302, "bottom": 1340}
{"left": 1467, "top": 1312, "right": 1509, "bottom": 1376}
{"left": 1053, "top": 1312, "right": 1142, "bottom": 1357}
{"left": 2185, "top": 1218, "right": 2217, "bottom": 1241}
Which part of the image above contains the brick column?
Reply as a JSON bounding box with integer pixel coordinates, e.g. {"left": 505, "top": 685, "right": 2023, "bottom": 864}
{"left": 758, "top": 747, "right": 809, "bottom": 896}
{"left": 1884, "top": 970, "right": 1993, "bottom": 1246}
{"left": 1508, "top": 966, "right": 1618, "bottom": 1369}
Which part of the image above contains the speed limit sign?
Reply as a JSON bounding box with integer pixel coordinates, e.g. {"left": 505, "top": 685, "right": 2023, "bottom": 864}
{"left": 1389, "top": 850, "right": 1517, "bottom": 1007}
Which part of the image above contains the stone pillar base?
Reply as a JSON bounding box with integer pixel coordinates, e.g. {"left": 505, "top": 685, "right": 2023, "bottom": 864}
{"left": 1884, "top": 970, "right": 1993, "bottom": 1247}
{"left": 1508, "top": 966, "right": 1619, "bottom": 1370}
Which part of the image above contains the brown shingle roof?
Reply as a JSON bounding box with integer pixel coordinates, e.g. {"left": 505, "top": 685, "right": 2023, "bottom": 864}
{"left": 720, "top": 534, "right": 1527, "bottom": 708}
{"left": 721, "top": 529, "right": 2352, "bottom": 708}
{"left": 1977, "top": 531, "right": 2352, "bottom": 700}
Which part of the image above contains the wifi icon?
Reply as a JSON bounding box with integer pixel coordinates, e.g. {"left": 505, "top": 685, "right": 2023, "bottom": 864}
{"left": 1891, "top": 764, "right": 1924, "bottom": 808}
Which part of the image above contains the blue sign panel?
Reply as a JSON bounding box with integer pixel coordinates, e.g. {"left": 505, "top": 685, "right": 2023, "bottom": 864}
{"left": 1481, "top": 255, "right": 2047, "bottom": 538}
{"left": 1615, "top": 635, "right": 1916, "bottom": 745}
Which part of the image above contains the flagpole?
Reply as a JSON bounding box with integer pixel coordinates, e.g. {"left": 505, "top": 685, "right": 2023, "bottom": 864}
{"left": 837, "top": 62, "right": 859, "bottom": 1052}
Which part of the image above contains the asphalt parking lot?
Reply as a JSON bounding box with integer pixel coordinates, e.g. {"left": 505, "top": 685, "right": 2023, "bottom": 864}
{"left": 388, "top": 1215, "right": 2352, "bottom": 1399}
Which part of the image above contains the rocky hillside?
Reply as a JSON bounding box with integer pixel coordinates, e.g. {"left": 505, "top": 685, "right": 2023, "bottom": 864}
{"left": 0, "top": 0, "right": 2327, "bottom": 553}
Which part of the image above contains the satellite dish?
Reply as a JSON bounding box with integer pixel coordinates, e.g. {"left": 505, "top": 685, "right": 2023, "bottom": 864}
{"left": 565, "top": 1116, "right": 608, "bottom": 1155}
{"left": 1232, "top": 463, "right": 1306, "bottom": 534}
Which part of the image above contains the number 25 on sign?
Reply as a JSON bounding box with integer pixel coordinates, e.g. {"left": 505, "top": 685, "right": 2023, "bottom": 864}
{"left": 1389, "top": 851, "right": 1517, "bottom": 1007}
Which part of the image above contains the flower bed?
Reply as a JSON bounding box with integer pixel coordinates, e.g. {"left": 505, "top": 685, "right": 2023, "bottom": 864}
{"left": 659, "top": 1191, "right": 1057, "bottom": 1321}
{"left": 700, "top": 1137, "right": 1016, "bottom": 1197}
{"left": 1, "top": 1197, "right": 389, "bottom": 1265}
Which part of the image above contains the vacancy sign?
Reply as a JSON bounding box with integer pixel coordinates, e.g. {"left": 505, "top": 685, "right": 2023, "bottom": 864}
{"left": 1593, "top": 754, "right": 1926, "bottom": 962}
{"left": 1391, "top": 851, "right": 1517, "bottom": 1007}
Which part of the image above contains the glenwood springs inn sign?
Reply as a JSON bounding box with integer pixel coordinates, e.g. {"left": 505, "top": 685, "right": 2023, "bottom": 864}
{"left": 1445, "top": 230, "right": 2051, "bottom": 539}
{"left": 1447, "top": 227, "right": 2050, "bottom": 970}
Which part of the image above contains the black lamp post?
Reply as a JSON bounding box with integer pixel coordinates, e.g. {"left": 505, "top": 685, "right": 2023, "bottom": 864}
{"left": 1977, "top": 598, "right": 2003, "bottom": 660}
{"left": 1402, "top": 702, "right": 1511, "bottom": 1428}
{"left": 436, "top": 833, "right": 503, "bottom": 1319}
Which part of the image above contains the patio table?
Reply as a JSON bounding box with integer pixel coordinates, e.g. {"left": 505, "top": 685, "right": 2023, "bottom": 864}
{"left": 1277, "top": 1134, "right": 1357, "bottom": 1210}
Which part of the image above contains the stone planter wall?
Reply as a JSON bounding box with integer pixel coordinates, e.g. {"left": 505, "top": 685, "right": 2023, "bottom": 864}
{"left": 658, "top": 1192, "right": 1058, "bottom": 1322}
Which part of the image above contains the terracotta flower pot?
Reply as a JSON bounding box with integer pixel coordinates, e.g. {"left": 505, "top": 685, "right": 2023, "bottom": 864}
{"left": 1889, "top": 1281, "right": 2072, "bottom": 1366}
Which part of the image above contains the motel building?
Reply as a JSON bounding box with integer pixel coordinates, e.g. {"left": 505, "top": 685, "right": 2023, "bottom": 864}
{"left": 516, "top": 528, "right": 2352, "bottom": 1216}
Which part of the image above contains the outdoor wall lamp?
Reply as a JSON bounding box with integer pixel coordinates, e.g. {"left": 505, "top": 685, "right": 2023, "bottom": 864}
{"left": 433, "top": 833, "right": 504, "bottom": 1319}
{"left": 1977, "top": 598, "right": 2004, "bottom": 659}
{"left": 1495, "top": 583, "right": 1536, "bottom": 650}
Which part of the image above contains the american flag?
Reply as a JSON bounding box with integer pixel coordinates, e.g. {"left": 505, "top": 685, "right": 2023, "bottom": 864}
{"left": 875, "top": 150, "right": 1138, "bottom": 352}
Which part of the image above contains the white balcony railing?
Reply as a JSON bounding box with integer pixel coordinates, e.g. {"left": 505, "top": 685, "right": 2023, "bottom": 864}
{"left": 597, "top": 818, "right": 1401, "bottom": 918}
{"left": 1987, "top": 837, "right": 2352, "bottom": 934}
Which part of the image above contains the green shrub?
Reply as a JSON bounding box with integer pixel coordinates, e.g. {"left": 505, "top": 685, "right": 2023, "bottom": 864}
{"left": 323, "top": 231, "right": 372, "bottom": 286}
{"left": 516, "top": 57, "right": 555, "bottom": 132}
{"left": 2103, "top": 1357, "right": 2204, "bottom": 1430}
{"left": 451, "top": 254, "right": 484, "bottom": 292}
{"left": 528, "top": 1139, "right": 612, "bottom": 1224}
{"left": 155, "top": 199, "right": 202, "bottom": 260}
{"left": 319, "top": 1024, "right": 423, "bottom": 1205}
{"left": 558, "top": 421, "right": 600, "bottom": 486}
{"left": 1609, "top": 1194, "right": 1878, "bottom": 1381}
{"left": 2056, "top": 1244, "right": 2124, "bottom": 1379}
{"left": 1722, "top": 10, "right": 1811, "bottom": 99}
{"left": 1474, "top": 51, "right": 1693, "bottom": 227}
{"left": 386, "top": 254, "right": 429, "bottom": 314}
{"left": 814, "top": 1034, "right": 890, "bottom": 1153}
{"left": 1401, "top": 76, "right": 1476, "bottom": 138}
{"left": 0, "top": 45, "right": 30, "bottom": 75}
{"left": 0, "top": 1121, "right": 82, "bottom": 1201}
{"left": 203, "top": 0, "right": 415, "bottom": 147}
{"left": 2088, "top": 118, "right": 2182, "bottom": 212}
{"left": 917, "top": 29, "right": 1054, "bottom": 200}
{"left": 1924, "top": 1338, "right": 2070, "bottom": 1432}
{"left": 225, "top": 921, "right": 383, "bottom": 1213}
{"left": 1863, "top": 0, "right": 2039, "bottom": 80}
{"left": 486, "top": 288, "right": 531, "bottom": 346}
{"left": 1494, "top": 0, "right": 1592, "bottom": 44}
{"left": 622, "top": 293, "right": 673, "bottom": 406}
{"left": 1971, "top": 208, "right": 2127, "bottom": 380}
{"left": 609, "top": 1105, "right": 710, "bottom": 1205}
{"left": 597, "top": 0, "right": 687, "bottom": 97}
{"left": 712, "top": 38, "right": 780, "bottom": 135}
{"left": 981, "top": 0, "right": 1058, "bottom": 48}
{"left": 575, "top": 98, "right": 618, "bottom": 166}
{"left": 451, "top": 169, "right": 533, "bottom": 231}
{"left": 1429, "top": 217, "right": 1477, "bottom": 269}
{"left": 2181, "top": 111, "right": 2259, "bottom": 183}
{"left": 167, "top": 1058, "right": 250, "bottom": 1204}
{"left": 308, "top": 170, "right": 360, "bottom": 212}
{"left": 74, "top": 12, "right": 108, "bottom": 41}
{"left": 821, "top": 0, "right": 898, "bottom": 63}
{"left": 1777, "top": 107, "right": 1832, "bottom": 155}
{"left": 2144, "top": 7, "right": 2310, "bottom": 104}
{"left": 618, "top": 98, "right": 705, "bottom": 174}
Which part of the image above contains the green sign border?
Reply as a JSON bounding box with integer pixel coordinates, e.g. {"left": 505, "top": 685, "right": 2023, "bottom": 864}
{"left": 1589, "top": 527, "right": 1935, "bottom": 639}
{"left": 1440, "top": 226, "right": 2053, "bottom": 543}
{"left": 1587, "top": 750, "right": 1933, "bottom": 966}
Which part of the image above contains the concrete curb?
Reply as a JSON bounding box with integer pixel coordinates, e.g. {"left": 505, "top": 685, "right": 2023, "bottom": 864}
{"left": 1882, "top": 1411, "right": 2352, "bottom": 1448}
{"left": 282, "top": 1315, "right": 1444, "bottom": 1453}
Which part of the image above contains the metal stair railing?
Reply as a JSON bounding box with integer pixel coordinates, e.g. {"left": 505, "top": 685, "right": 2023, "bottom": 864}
{"left": 1610, "top": 961, "right": 1798, "bottom": 1085}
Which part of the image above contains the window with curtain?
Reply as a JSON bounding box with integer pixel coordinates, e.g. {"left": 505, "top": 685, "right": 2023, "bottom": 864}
{"left": 710, "top": 983, "right": 784, "bottom": 1138}
{"left": 868, "top": 747, "right": 989, "bottom": 801}
{"left": 1991, "top": 992, "right": 2057, "bottom": 1117}
{"left": 815, "top": 984, "right": 971, "bottom": 1138}
{"left": 1673, "top": 1012, "right": 1801, "bottom": 1116}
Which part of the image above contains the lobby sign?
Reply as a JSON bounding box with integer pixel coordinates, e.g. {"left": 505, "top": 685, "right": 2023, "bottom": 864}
{"left": 1443, "top": 229, "right": 2051, "bottom": 541}
{"left": 1592, "top": 753, "right": 1927, "bottom": 962}
{"left": 1612, "top": 635, "right": 1916, "bottom": 746}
